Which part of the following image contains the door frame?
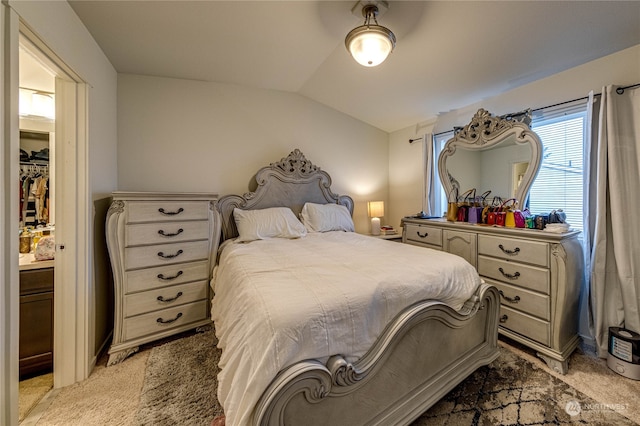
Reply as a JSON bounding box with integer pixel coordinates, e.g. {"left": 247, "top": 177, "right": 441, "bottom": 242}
{"left": 1, "top": 9, "right": 92, "bottom": 424}
{"left": 20, "top": 17, "right": 92, "bottom": 386}
{"left": 1, "top": 5, "right": 21, "bottom": 423}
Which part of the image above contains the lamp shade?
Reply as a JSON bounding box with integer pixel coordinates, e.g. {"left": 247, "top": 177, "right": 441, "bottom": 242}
{"left": 345, "top": 3, "right": 396, "bottom": 67}
{"left": 367, "top": 201, "right": 384, "bottom": 218}
{"left": 345, "top": 26, "right": 395, "bottom": 67}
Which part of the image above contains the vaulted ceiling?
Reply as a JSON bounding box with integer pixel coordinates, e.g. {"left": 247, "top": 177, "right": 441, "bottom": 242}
{"left": 68, "top": 1, "right": 640, "bottom": 133}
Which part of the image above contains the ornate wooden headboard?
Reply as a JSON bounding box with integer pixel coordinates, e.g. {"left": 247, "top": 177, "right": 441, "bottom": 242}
{"left": 216, "top": 149, "right": 354, "bottom": 241}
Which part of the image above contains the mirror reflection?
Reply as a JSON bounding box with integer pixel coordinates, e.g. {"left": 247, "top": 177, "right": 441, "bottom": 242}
{"left": 438, "top": 108, "right": 543, "bottom": 207}
{"left": 444, "top": 134, "right": 532, "bottom": 200}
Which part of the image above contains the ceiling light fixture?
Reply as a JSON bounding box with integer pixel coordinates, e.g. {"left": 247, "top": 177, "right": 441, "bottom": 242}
{"left": 345, "top": 2, "right": 396, "bottom": 67}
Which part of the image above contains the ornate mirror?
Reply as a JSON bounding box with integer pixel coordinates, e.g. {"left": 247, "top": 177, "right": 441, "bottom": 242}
{"left": 438, "top": 108, "right": 543, "bottom": 207}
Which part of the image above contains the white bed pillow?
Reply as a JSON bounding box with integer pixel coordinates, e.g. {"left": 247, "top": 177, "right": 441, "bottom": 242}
{"left": 300, "top": 202, "right": 355, "bottom": 232}
{"left": 233, "top": 207, "right": 307, "bottom": 242}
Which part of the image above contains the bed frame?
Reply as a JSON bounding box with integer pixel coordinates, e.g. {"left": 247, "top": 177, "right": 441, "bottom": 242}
{"left": 215, "top": 149, "right": 500, "bottom": 425}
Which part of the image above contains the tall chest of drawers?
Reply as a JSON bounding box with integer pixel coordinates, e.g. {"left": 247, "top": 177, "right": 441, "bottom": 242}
{"left": 402, "top": 218, "right": 583, "bottom": 373}
{"left": 106, "top": 192, "right": 220, "bottom": 365}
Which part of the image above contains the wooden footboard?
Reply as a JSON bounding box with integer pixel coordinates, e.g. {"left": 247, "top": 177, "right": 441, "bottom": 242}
{"left": 252, "top": 283, "right": 500, "bottom": 425}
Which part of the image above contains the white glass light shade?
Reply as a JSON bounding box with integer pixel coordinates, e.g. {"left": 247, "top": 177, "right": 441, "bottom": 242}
{"left": 346, "top": 25, "right": 396, "bottom": 67}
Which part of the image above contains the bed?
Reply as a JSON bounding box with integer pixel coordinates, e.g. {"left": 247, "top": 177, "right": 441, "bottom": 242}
{"left": 211, "top": 149, "right": 500, "bottom": 426}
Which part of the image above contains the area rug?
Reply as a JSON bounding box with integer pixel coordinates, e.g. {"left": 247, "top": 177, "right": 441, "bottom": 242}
{"left": 134, "top": 331, "right": 223, "bottom": 425}
{"left": 412, "top": 345, "right": 636, "bottom": 425}
{"left": 135, "top": 330, "right": 636, "bottom": 425}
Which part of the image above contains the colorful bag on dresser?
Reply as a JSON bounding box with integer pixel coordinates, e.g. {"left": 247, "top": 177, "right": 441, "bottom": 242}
{"left": 549, "top": 209, "right": 567, "bottom": 223}
{"left": 502, "top": 200, "right": 528, "bottom": 228}
{"left": 515, "top": 208, "right": 531, "bottom": 228}
{"left": 468, "top": 190, "right": 491, "bottom": 224}
{"left": 486, "top": 196, "right": 503, "bottom": 225}
{"left": 455, "top": 189, "right": 476, "bottom": 222}
{"left": 495, "top": 198, "right": 517, "bottom": 227}
{"left": 535, "top": 213, "right": 550, "bottom": 230}
{"left": 446, "top": 187, "right": 459, "bottom": 222}
{"left": 497, "top": 198, "right": 519, "bottom": 227}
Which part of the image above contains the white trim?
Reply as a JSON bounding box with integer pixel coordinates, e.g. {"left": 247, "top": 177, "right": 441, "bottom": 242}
{"left": 54, "top": 77, "right": 79, "bottom": 387}
{"left": 1, "top": 4, "right": 20, "bottom": 424}
{"left": 52, "top": 77, "right": 91, "bottom": 386}
{"left": 76, "top": 81, "right": 92, "bottom": 379}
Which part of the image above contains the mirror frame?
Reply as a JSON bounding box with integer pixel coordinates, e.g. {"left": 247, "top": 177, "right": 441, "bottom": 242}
{"left": 438, "top": 108, "right": 543, "bottom": 206}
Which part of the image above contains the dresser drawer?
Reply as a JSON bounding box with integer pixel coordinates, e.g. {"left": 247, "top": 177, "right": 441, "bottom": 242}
{"left": 125, "top": 260, "right": 209, "bottom": 293}
{"left": 126, "top": 220, "right": 209, "bottom": 247}
{"left": 404, "top": 224, "right": 442, "bottom": 247}
{"left": 478, "top": 255, "right": 550, "bottom": 294}
{"left": 478, "top": 235, "right": 549, "bottom": 267}
{"left": 125, "top": 240, "right": 210, "bottom": 270}
{"left": 485, "top": 277, "right": 550, "bottom": 320}
{"left": 124, "top": 280, "right": 208, "bottom": 317}
{"left": 20, "top": 268, "right": 54, "bottom": 295}
{"left": 499, "top": 305, "right": 550, "bottom": 346}
{"left": 123, "top": 300, "right": 208, "bottom": 341}
{"left": 127, "top": 201, "right": 210, "bottom": 223}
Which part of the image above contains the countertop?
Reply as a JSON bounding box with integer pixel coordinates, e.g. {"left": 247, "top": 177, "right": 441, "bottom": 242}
{"left": 19, "top": 253, "right": 54, "bottom": 271}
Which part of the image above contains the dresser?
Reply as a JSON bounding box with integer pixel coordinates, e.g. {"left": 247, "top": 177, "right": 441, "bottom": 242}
{"left": 106, "top": 192, "right": 219, "bottom": 365}
{"left": 402, "top": 218, "right": 583, "bottom": 374}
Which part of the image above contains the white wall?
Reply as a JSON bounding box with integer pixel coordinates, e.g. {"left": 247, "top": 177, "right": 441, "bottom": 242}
{"left": 388, "top": 125, "right": 424, "bottom": 228}
{"left": 7, "top": 0, "right": 118, "bottom": 364}
{"left": 117, "top": 74, "right": 389, "bottom": 233}
{"left": 389, "top": 44, "right": 640, "bottom": 229}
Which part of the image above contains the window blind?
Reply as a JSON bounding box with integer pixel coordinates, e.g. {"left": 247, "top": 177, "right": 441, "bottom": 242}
{"left": 529, "top": 112, "right": 586, "bottom": 232}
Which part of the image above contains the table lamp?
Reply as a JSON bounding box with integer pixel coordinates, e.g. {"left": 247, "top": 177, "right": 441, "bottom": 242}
{"left": 368, "top": 201, "right": 384, "bottom": 236}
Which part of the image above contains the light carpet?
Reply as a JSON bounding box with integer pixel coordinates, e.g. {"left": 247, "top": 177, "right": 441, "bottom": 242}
{"left": 18, "top": 373, "right": 52, "bottom": 422}
{"left": 31, "top": 330, "right": 640, "bottom": 426}
{"left": 34, "top": 351, "right": 149, "bottom": 426}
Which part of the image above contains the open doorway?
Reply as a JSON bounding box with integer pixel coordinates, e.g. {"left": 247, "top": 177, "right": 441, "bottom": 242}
{"left": 17, "top": 34, "right": 56, "bottom": 423}
{"left": 15, "top": 26, "right": 93, "bottom": 422}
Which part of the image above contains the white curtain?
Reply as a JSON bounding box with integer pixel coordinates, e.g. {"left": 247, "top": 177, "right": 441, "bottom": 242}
{"left": 422, "top": 133, "right": 437, "bottom": 216}
{"left": 588, "top": 85, "right": 640, "bottom": 357}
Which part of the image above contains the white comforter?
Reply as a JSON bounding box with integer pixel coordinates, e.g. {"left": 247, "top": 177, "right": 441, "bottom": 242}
{"left": 211, "top": 231, "right": 481, "bottom": 426}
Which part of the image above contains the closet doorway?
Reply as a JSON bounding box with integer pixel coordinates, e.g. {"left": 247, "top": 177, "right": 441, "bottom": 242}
{"left": 18, "top": 34, "right": 56, "bottom": 423}
{"left": 16, "top": 27, "right": 90, "bottom": 422}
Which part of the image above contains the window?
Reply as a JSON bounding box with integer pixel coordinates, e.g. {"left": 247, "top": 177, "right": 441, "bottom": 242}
{"left": 430, "top": 102, "right": 588, "bottom": 232}
{"left": 529, "top": 104, "right": 587, "bottom": 233}
{"left": 432, "top": 131, "right": 453, "bottom": 216}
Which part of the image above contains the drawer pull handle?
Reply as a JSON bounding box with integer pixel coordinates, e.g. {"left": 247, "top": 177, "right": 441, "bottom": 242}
{"left": 158, "top": 207, "right": 184, "bottom": 216}
{"left": 416, "top": 231, "right": 429, "bottom": 238}
{"left": 158, "top": 249, "right": 184, "bottom": 259}
{"left": 499, "top": 314, "right": 509, "bottom": 323}
{"left": 157, "top": 291, "right": 183, "bottom": 303}
{"left": 499, "top": 290, "right": 521, "bottom": 303}
{"left": 498, "top": 244, "right": 520, "bottom": 255}
{"left": 157, "top": 271, "right": 183, "bottom": 281}
{"left": 156, "top": 312, "right": 183, "bottom": 324}
{"left": 158, "top": 228, "right": 184, "bottom": 237}
{"left": 499, "top": 267, "right": 520, "bottom": 280}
